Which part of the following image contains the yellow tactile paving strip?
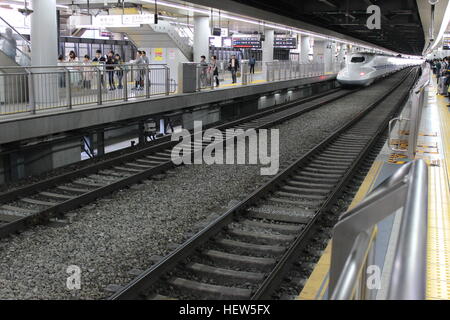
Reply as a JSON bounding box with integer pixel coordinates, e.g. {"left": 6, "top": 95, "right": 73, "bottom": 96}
{"left": 426, "top": 90, "right": 450, "bottom": 300}
{"left": 297, "top": 160, "right": 384, "bottom": 300}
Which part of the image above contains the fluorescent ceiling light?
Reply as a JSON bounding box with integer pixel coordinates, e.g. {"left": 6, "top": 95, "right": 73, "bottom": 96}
{"left": 139, "top": 0, "right": 397, "bottom": 55}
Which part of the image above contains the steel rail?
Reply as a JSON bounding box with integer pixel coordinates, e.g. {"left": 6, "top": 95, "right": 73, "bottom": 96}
{"left": 252, "top": 68, "right": 419, "bottom": 299}
{"left": 0, "top": 88, "right": 352, "bottom": 239}
{"left": 109, "top": 67, "right": 418, "bottom": 300}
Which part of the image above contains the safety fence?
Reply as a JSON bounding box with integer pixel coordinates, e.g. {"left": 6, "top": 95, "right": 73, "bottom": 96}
{"left": 388, "top": 63, "right": 430, "bottom": 158}
{"left": 194, "top": 60, "right": 338, "bottom": 92}
{"left": 265, "top": 61, "right": 326, "bottom": 82}
{"left": 0, "top": 63, "right": 174, "bottom": 115}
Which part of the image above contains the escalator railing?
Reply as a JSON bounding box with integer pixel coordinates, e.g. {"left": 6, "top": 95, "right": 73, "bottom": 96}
{"left": 0, "top": 16, "right": 31, "bottom": 66}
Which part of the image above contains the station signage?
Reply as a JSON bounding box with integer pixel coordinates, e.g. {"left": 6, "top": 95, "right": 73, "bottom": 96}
{"left": 232, "top": 37, "right": 261, "bottom": 48}
{"left": 71, "top": 14, "right": 155, "bottom": 28}
{"left": 274, "top": 37, "right": 297, "bottom": 49}
{"left": 443, "top": 36, "right": 450, "bottom": 50}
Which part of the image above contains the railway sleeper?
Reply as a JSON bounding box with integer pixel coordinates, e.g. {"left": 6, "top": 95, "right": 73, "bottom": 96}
{"left": 167, "top": 277, "right": 252, "bottom": 300}
{"left": 226, "top": 228, "right": 295, "bottom": 244}
{"left": 215, "top": 238, "right": 287, "bottom": 256}
{"left": 202, "top": 249, "right": 276, "bottom": 271}
{"left": 1, "top": 204, "right": 36, "bottom": 214}
{"left": 319, "top": 152, "right": 357, "bottom": 160}
{"left": 56, "top": 185, "right": 89, "bottom": 193}
{"left": 296, "top": 171, "right": 343, "bottom": 179}
{"left": 303, "top": 167, "right": 346, "bottom": 175}
{"left": 312, "top": 156, "right": 353, "bottom": 164}
{"left": 186, "top": 262, "right": 266, "bottom": 284}
{"left": 0, "top": 212, "right": 23, "bottom": 222}
{"left": 247, "top": 209, "right": 311, "bottom": 224}
{"left": 135, "top": 158, "right": 163, "bottom": 166}
{"left": 113, "top": 166, "right": 143, "bottom": 173}
{"left": 20, "top": 197, "right": 58, "bottom": 207}
{"left": 240, "top": 219, "right": 302, "bottom": 234}
{"left": 285, "top": 180, "right": 334, "bottom": 189}
{"left": 39, "top": 192, "right": 73, "bottom": 201}
{"left": 290, "top": 174, "right": 338, "bottom": 184}
{"left": 306, "top": 163, "right": 349, "bottom": 170}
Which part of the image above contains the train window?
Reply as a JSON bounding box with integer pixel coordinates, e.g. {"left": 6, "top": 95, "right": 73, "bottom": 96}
{"left": 351, "top": 56, "right": 365, "bottom": 63}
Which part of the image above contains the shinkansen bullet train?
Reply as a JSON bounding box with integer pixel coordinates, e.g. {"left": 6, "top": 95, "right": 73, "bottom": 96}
{"left": 337, "top": 53, "right": 418, "bottom": 86}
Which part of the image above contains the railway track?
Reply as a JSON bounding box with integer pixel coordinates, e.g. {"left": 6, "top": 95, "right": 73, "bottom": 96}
{"left": 108, "top": 67, "right": 418, "bottom": 300}
{"left": 0, "top": 86, "right": 354, "bottom": 238}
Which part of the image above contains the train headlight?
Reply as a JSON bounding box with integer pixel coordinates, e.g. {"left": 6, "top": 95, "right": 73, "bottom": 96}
{"left": 360, "top": 72, "right": 366, "bottom": 76}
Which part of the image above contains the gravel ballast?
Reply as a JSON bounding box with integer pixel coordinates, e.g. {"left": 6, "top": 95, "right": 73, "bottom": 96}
{"left": 0, "top": 71, "right": 408, "bottom": 299}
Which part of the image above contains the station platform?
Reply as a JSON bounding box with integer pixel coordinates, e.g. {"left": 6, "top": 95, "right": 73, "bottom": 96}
{"left": 298, "top": 73, "right": 450, "bottom": 300}
{"left": 0, "top": 72, "right": 336, "bottom": 145}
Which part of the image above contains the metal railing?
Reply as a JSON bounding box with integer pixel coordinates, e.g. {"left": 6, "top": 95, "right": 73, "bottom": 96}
{"left": 329, "top": 159, "right": 428, "bottom": 300}
{"left": 0, "top": 16, "right": 31, "bottom": 66}
{"left": 0, "top": 63, "right": 173, "bottom": 115}
{"left": 265, "top": 61, "right": 328, "bottom": 82}
{"left": 193, "top": 60, "right": 339, "bottom": 92}
{"left": 388, "top": 63, "right": 430, "bottom": 158}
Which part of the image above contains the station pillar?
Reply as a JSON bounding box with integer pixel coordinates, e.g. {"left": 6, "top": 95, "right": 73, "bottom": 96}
{"left": 313, "top": 40, "right": 325, "bottom": 64}
{"left": 193, "top": 14, "right": 210, "bottom": 62}
{"left": 338, "top": 44, "right": 348, "bottom": 67}
{"left": 262, "top": 29, "right": 274, "bottom": 78}
{"left": 324, "top": 41, "right": 334, "bottom": 73}
{"left": 31, "top": 0, "right": 58, "bottom": 104}
{"left": 301, "top": 36, "right": 311, "bottom": 63}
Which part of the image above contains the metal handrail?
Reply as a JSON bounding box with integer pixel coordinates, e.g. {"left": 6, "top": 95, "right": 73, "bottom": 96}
{"left": 0, "top": 63, "right": 168, "bottom": 70}
{"left": 388, "top": 63, "right": 430, "bottom": 157}
{"left": 0, "top": 16, "right": 31, "bottom": 45}
{"left": 329, "top": 159, "right": 428, "bottom": 300}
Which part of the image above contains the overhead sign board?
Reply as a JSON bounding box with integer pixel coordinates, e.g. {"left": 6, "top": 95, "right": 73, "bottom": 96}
{"left": 70, "top": 14, "right": 155, "bottom": 28}
{"left": 232, "top": 37, "right": 261, "bottom": 48}
{"left": 443, "top": 36, "right": 450, "bottom": 50}
{"left": 274, "top": 37, "right": 297, "bottom": 49}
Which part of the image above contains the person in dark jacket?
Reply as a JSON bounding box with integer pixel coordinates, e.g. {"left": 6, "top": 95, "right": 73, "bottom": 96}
{"left": 105, "top": 51, "right": 116, "bottom": 90}
{"left": 228, "top": 54, "right": 240, "bottom": 83}
{"left": 249, "top": 55, "right": 256, "bottom": 74}
{"left": 209, "top": 55, "right": 219, "bottom": 87}
{"left": 93, "top": 50, "right": 106, "bottom": 87}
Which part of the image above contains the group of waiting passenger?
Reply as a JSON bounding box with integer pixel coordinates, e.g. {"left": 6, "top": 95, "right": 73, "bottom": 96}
{"left": 57, "top": 49, "right": 151, "bottom": 91}
{"left": 198, "top": 54, "right": 256, "bottom": 87}
{"left": 429, "top": 58, "right": 450, "bottom": 95}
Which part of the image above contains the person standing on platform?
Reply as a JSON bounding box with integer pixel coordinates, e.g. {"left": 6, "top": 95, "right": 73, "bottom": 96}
{"left": 200, "top": 55, "right": 208, "bottom": 87}
{"left": 132, "top": 51, "right": 144, "bottom": 90}
{"left": 68, "top": 51, "right": 78, "bottom": 62}
{"left": 435, "top": 59, "right": 442, "bottom": 78}
{"left": 93, "top": 50, "right": 106, "bottom": 88}
{"left": 1, "top": 28, "right": 17, "bottom": 61}
{"left": 249, "top": 55, "right": 256, "bottom": 74}
{"left": 228, "top": 54, "right": 240, "bottom": 84}
{"left": 82, "top": 55, "right": 93, "bottom": 89}
{"left": 105, "top": 51, "right": 116, "bottom": 90}
{"left": 141, "top": 50, "right": 150, "bottom": 89}
{"left": 210, "top": 55, "right": 219, "bottom": 88}
{"left": 57, "top": 54, "right": 66, "bottom": 88}
{"left": 114, "top": 53, "right": 124, "bottom": 89}
{"left": 142, "top": 50, "right": 150, "bottom": 64}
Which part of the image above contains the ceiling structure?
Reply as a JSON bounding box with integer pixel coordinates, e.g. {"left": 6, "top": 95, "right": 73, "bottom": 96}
{"left": 6, "top": 0, "right": 450, "bottom": 55}
{"left": 227, "top": 0, "right": 425, "bottom": 55}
